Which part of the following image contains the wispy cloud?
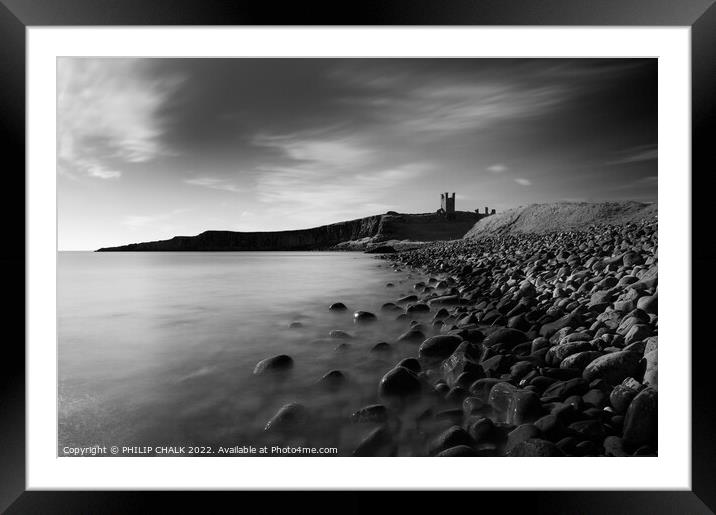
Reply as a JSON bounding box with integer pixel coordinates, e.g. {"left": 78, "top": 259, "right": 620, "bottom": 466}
{"left": 57, "top": 58, "right": 183, "bottom": 180}
{"left": 184, "top": 177, "right": 242, "bottom": 193}
{"left": 514, "top": 178, "right": 532, "bottom": 186}
{"left": 121, "top": 208, "right": 190, "bottom": 229}
{"left": 486, "top": 164, "right": 508, "bottom": 173}
{"left": 606, "top": 144, "right": 658, "bottom": 166}
{"left": 248, "top": 129, "right": 429, "bottom": 225}
{"left": 334, "top": 67, "right": 565, "bottom": 139}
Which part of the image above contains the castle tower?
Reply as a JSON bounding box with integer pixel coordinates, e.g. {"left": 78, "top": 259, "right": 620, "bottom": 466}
{"left": 440, "top": 192, "right": 456, "bottom": 220}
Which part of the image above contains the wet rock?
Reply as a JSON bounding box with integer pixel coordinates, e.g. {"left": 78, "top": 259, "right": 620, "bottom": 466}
{"left": 546, "top": 341, "right": 592, "bottom": 366}
{"left": 378, "top": 366, "right": 422, "bottom": 398}
{"left": 467, "top": 417, "right": 495, "bottom": 443}
{"left": 508, "top": 438, "right": 564, "bottom": 457}
{"left": 397, "top": 295, "right": 419, "bottom": 304}
{"left": 289, "top": 321, "right": 304, "bottom": 329}
{"left": 603, "top": 435, "right": 629, "bottom": 456}
{"left": 559, "top": 350, "right": 603, "bottom": 370}
{"left": 370, "top": 342, "right": 392, "bottom": 353}
{"left": 329, "top": 302, "right": 348, "bottom": 311}
{"left": 445, "top": 386, "right": 468, "bottom": 404}
{"left": 352, "top": 404, "right": 388, "bottom": 423}
{"left": 643, "top": 350, "right": 658, "bottom": 388}
{"left": 462, "top": 396, "right": 486, "bottom": 416}
{"left": 624, "top": 324, "right": 652, "bottom": 346}
{"left": 397, "top": 357, "right": 421, "bottom": 374}
{"left": 582, "top": 388, "right": 608, "bottom": 408}
{"left": 396, "top": 328, "right": 426, "bottom": 342}
{"left": 428, "top": 425, "right": 472, "bottom": 456}
{"left": 353, "top": 426, "right": 395, "bottom": 456}
{"left": 636, "top": 293, "right": 657, "bottom": 314}
{"left": 582, "top": 350, "right": 642, "bottom": 386}
{"left": 319, "top": 370, "right": 345, "bottom": 389}
{"left": 469, "top": 378, "right": 504, "bottom": 401}
{"left": 264, "top": 403, "right": 308, "bottom": 432}
{"left": 418, "top": 334, "right": 464, "bottom": 358}
{"left": 541, "top": 378, "right": 589, "bottom": 402}
{"left": 540, "top": 311, "right": 583, "bottom": 338}
{"left": 609, "top": 377, "right": 644, "bottom": 414}
{"left": 353, "top": 311, "right": 377, "bottom": 324}
{"left": 334, "top": 342, "right": 351, "bottom": 352}
{"left": 253, "top": 354, "right": 294, "bottom": 375}
{"left": 488, "top": 382, "right": 518, "bottom": 416}
{"left": 505, "top": 424, "right": 541, "bottom": 453}
{"left": 440, "top": 342, "right": 485, "bottom": 386}
{"left": 506, "top": 390, "right": 543, "bottom": 425}
{"left": 428, "top": 295, "right": 461, "bottom": 306}
{"left": 437, "top": 445, "right": 477, "bottom": 457}
{"left": 623, "top": 386, "right": 657, "bottom": 450}
{"left": 568, "top": 419, "right": 605, "bottom": 440}
{"left": 483, "top": 327, "right": 530, "bottom": 350}
{"left": 407, "top": 303, "right": 430, "bottom": 313}
{"left": 534, "top": 414, "right": 568, "bottom": 441}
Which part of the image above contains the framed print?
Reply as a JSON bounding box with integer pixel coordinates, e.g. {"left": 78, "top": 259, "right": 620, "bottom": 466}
{"left": 1, "top": 0, "right": 715, "bottom": 512}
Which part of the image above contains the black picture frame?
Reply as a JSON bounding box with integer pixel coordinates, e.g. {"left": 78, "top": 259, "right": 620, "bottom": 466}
{"left": 1, "top": 1, "right": 714, "bottom": 513}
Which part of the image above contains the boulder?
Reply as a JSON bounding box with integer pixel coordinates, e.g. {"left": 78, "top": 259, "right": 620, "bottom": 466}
{"left": 437, "top": 445, "right": 478, "bottom": 457}
{"left": 429, "top": 425, "right": 473, "bottom": 456}
{"left": 582, "top": 351, "right": 642, "bottom": 386}
{"left": 353, "top": 310, "right": 377, "bottom": 324}
{"left": 353, "top": 426, "right": 394, "bottom": 456}
{"left": 623, "top": 387, "right": 658, "bottom": 450}
{"left": 506, "top": 389, "right": 543, "bottom": 425}
{"left": 483, "top": 327, "right": 529, "bottom": 350}
{"left": 643, "top": 350, "right": 658, "bottom": 387}
{"left": 508, "top": 438, "right": 564, "bottom": 457}
{"left": 253, "top": 354, "right": 294, "bottom": 375}
{"left": 419, "top": 334, "right": 464, "bottom": 359}
{"left": 264, "top": 403, "right": 308, "bottom": 432}
{"left": 609, "top": 377, "right": 644, "bottom": 414}
{"left": 378, "top": 366, "right": 422, "bottom": 397}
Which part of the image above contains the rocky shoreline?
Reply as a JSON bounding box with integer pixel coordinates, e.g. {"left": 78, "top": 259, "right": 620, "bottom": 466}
{"left": 255, "top": 216, "right": 658, "bottom": 457}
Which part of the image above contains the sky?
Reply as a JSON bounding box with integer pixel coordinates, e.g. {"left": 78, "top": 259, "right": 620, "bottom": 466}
{"left": 57, "top": 58, "right": 657, "bottom": 250}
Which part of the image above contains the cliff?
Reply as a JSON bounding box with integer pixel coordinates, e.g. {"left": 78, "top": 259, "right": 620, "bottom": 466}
{"left": 97, "top": 211, "right": 485, "bottom": 252}
{"left": 464, "top": 201, "right": 657, "bottom": 240}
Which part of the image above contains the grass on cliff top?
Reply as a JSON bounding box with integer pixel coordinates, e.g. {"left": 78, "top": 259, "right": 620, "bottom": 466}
{"left": 464, "top": 201, "right": 657, "bottom": 239}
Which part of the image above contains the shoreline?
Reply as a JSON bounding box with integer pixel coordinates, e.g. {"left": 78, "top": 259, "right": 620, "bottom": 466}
{"left": 256, "top": 216, "right": 658, "bottom": 457}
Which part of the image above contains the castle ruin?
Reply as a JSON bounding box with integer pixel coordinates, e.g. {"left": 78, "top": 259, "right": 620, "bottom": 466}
{"left": 438, "top": 192, "right": 495, "bottom": 220}
{"left": 439, "top": 192, "right": 456, "bottom": 220}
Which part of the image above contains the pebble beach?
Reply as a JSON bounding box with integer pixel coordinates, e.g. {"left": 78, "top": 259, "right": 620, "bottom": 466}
{"left": 256, "top": 217, "right": 658, "bottom": 457}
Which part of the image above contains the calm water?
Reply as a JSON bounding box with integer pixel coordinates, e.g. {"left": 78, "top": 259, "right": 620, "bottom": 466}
{"left": 58, "top": 251, "right": 439, "bottom": 456}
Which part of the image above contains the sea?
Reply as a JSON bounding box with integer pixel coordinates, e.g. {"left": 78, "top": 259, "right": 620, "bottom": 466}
{"left": 58, "top": 251, "right": 441, "bottom": 456}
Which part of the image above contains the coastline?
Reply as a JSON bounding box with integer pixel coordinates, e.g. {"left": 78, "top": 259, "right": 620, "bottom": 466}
{"left": 256, "top": 216, "right": 658, "bottom": 457}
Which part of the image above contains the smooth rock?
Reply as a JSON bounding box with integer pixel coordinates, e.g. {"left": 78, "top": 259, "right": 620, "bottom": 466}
{"left": 582, "top": 350, "right": 642, "bottom": 386}
{"left": 264, "top": 403, "right": 308, "bottom": 432}
{"left": 378, "top": 366, "right": 422, "bottom": 398}
{"left": 253, "top": 354, "right": 294, "bottom": 375}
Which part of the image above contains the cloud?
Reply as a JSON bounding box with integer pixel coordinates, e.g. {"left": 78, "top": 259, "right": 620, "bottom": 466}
{"left": 85, "top": 162, "right": 122, "bottom": 179}
{"left": 247, "top": 127, "right": 429, "bottom": 225}
{"left": 254, "top": 132, "right": 371, "bottom": 168}
{"left": 333, "top": 66, "right": 565, "bottom": 139}
{"left": 486, "top": 164, "right": 508, "bottom": 173}
{"left": 514, "top": 178, "right": 532, "bottom": 186}
{"left": 57, "top": 58, "right": 183, "bottom": 180}
{"left": 184, "top": 177, "right": 242, "bottom": 193}
{"left": 606, "top": 144, "right": 658, "bottom": 166}
{"left": 121, "top": 208, "right": 190, "bottom": 229}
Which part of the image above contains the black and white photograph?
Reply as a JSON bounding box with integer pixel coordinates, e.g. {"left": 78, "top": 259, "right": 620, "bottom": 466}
{"left": 57, "top": 57, "right": 658, "bottom": 458}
